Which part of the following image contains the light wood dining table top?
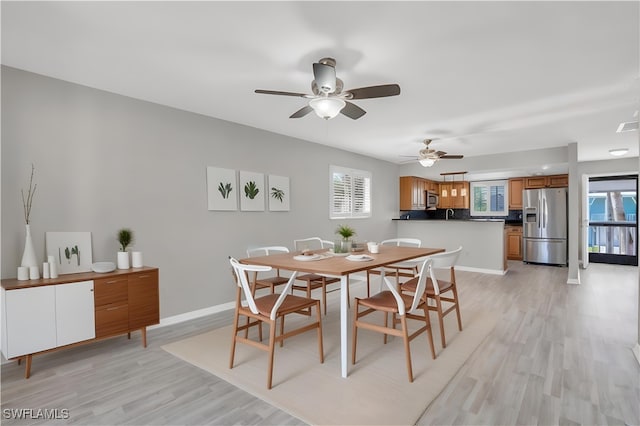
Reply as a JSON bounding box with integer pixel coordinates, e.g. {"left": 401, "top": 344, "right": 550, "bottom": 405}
{"left": 239, "top": 245, "right": 445, "bottom": 276}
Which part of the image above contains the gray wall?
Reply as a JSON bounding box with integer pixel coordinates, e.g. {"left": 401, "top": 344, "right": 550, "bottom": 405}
{"left": 1, "top": 67, "right": 400, "bottom": 318}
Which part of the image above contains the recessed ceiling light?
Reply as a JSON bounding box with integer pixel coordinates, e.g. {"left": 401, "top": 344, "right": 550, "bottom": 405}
{"left": 609, "top": 148, "right": 629, "bottom": 157}
{"left": 541, "top": 165, "right": 550, "bottom": 170}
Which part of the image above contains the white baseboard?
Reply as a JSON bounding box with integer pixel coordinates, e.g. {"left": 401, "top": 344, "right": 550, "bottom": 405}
{"left": 149, "top": 301, "right": 235, "bottom": 330}
{"left": 633, "top": 343, "right": 640, "bottom": 367}
{"left": 456, "top": 265, "right": 506, "bottom": 276}
{"left": 151, "top": 275, "right": 370, "bottom": 330}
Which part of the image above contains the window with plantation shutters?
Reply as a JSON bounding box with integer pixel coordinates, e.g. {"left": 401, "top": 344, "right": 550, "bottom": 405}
{"left": 330, "top": 165, "right": 371, "bottom": 219}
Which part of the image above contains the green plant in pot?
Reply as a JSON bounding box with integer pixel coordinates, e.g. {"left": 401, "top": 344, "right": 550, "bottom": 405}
{"left": 335, "top": 225, "right": 356, "bottom": 253}
{"left": 117, "top": 228, "right": 134, "bottom": 269}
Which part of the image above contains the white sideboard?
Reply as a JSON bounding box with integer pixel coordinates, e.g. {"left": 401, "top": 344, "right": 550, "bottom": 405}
{"left": 1, "top": 267, "right": 159, "bottom": 378}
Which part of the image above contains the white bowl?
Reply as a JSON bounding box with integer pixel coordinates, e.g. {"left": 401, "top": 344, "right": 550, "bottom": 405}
{"left": 91, "top": 261, "right": 116, "bottom": 273}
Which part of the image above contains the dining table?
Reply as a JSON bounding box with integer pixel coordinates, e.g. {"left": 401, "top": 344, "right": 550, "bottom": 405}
{"left": 240, "top": 245, "right": 445, "bottom": 378}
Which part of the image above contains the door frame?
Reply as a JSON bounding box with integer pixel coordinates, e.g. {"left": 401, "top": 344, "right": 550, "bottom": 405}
{"left": 586, "top": 174, "right": 638, "bottom": 267}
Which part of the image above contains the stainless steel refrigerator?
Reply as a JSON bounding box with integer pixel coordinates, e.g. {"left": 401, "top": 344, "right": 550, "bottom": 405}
{"left": 523, "top": 187, "right": 568, "bottom": 265}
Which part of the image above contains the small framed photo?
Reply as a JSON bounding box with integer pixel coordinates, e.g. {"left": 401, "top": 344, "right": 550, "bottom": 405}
{"left": 45, "top": 232, "right": 93, "bottom": 275}
{"left": 240, "top": 171, "right": 265, "bottom": 211}
{"left": 268, "top": 175, "right": 290, "bottom": 211}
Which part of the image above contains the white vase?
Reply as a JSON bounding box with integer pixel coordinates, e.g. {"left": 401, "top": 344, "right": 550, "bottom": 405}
{"left": 117, "top": 251, "right": 130, "bottom": 269}
{"left": 21, "top": 224, "right": 38, "bottom": 268}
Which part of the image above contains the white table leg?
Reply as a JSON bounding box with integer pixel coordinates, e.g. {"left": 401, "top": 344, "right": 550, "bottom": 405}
{"left": 340, "top": 275, "right": 349, "bottom": 378}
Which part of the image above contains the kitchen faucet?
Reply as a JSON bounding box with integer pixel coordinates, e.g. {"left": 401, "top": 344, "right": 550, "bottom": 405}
{"left": 446, "top": 208, "right": 454, "bottom": 220}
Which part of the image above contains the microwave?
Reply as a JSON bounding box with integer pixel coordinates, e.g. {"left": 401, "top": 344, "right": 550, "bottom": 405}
{"left": 426, "top": 191, "right": 439, "bottom": 209}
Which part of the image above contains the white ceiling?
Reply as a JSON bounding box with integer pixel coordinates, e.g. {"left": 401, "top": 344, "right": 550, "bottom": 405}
{"left": 2, "top": 1, "right": 639, "bottom": 165}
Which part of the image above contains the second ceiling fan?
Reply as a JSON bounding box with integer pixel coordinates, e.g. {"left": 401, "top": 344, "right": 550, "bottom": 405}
{"left": 255, "top": 57, "right": 400, "bottom": 120}
{"left": 404, "top": 139, "right": 464, "bottom": 167}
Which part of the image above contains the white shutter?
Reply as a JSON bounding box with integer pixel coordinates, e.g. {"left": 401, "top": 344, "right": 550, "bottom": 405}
{"left": 330, "top": 166, "right": 372, "bottom": 219}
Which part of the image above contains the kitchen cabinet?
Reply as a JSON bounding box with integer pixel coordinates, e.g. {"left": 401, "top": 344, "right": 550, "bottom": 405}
{"left": 1, "top": 267, "right": 159, "bottom": 378}
{"left": 506, "top": 225, "right": 523, "bottom": 260}
{"left": 400, "top": 176, "right": 426, "bottom": 210}
{"left": 438, "top": 182, "right": 469, "bottom": 209}
{"left": 425, "top": 180, "right": 439, "bottom": 193}
{"left": 509, "top": 178, "right": 524, "bottom": 209}
{"left": 524, "top": 174, "right": 568, "bottom": 189}
{"left": 452, "top": 182, "right": 470, "bottom": 209}
{"left": 438, "top": 183, "right": 452, "bottom": 209}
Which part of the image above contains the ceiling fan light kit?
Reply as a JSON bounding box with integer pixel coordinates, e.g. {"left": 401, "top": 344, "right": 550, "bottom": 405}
{"left": 255, "top": 57, "right": 400, "bottom": 120}
{"left": 419, "top": 157, "right": 436, "bottom": 167}
{"left": 309, "top": 97, "right": 346, "bottom": 120}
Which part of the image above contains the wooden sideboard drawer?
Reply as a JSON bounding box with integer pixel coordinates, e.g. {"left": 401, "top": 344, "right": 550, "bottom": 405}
{"left": 94, "top": 277, "right": 128, "bottom": 307}
{"left": 95, "top": 303, "right": 129, "bottom": 338}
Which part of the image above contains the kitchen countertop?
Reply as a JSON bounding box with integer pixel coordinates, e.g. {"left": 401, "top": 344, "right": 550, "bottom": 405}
{"left": 393, "top": 218, "right": 522, "bottom": 225}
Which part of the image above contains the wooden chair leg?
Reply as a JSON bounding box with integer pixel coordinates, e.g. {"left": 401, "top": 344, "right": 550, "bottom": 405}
{"left": 279, "top": 316, "right": 285, "bottom": 348}
{"left": 383, "top": 312, "right": 389, "bottom": 344}
{"left": 267, "top": 320, "right": 277, "bottom": 390}
{"left": 434, "top": 295, "right": 446, "bottom": 348}
{"left": 229, "top": 311, "right": 240, "bottom": 369}
{"left": 315, "top": 301, "right": 324, "bottom": 363}
{"left": 321, "top": 281, "right": 327, "bottom": 315}
{"left": 400, "top": 316, "right": 413, "bottom": 383}
{"left": 424, "top": 306, "right": 436, "bottom": 359}
{"left": 452, "top": 287, "right": 463, "bottom": 331}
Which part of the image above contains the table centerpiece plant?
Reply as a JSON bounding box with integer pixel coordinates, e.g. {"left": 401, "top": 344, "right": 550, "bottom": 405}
{"left": 334, "top": 224, "right": 356, "bottom": 253}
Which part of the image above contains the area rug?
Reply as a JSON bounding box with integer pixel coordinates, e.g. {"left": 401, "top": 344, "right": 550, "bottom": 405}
{"left": 163, "top": 284, "right": 497, "bottom": 425}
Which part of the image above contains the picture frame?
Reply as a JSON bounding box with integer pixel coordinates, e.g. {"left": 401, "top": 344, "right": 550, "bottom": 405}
{"left": 239, "top": 171, "right": 265, "bottom": 211}
{"left": 207, "top": 167, "right": 238, "bottom": 211}
{"left": 268, "top": 175, "right": 290, "bottom": 211}
{"left": 45, "top": 232, "right": 93, "bottom": 275}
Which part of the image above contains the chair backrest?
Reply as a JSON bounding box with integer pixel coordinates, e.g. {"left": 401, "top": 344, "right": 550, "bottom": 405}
{"left": 229, "top": 257, "right": 298, "bottom": 320}
{"left": 294, "top": 237, "right": 324, "bottom": 251}
{"left": 246, "top": 246, "right": 289, "bottom": 257}
{"left": 321, "top": 240, "right": 334, "bottom": 249}
{"left": 428, "top": 246, "right": 462, "bottom": 295}
{"left": 381, "top": 238, "right": 421, "bottom": 248}
{"left": 384, "top": 257, "right": 432, "bottom": 315}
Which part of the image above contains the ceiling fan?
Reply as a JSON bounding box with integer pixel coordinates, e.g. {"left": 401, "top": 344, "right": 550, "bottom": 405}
{"left": 255, "top": 57, "right": 400, "bottom": 120}
{"left": 403, "top": 139, "right": 464, "bottom": 167}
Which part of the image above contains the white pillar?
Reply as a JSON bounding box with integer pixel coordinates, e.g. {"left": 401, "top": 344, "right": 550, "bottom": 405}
{"left": 567, "top": 142, "right": 580, "bottom": 284}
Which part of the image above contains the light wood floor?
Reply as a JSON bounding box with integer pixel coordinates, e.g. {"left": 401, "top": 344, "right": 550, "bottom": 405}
{"left": 2, "top": 261, "right": 638, "bottom": 425}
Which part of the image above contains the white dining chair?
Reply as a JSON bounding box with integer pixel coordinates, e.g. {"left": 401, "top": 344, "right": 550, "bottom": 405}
{"left": 352, "top": 257, "right": 436, "bottom": 382}
{"left": 365, "top": 238, "right": 423, "bottom": 296}
{"left": 292, "top": 237, "right": 344, "bottom": 314}
{"left": 400, "top": 246, "right": 463, "bottom": 348}
{"left": 229, "top": 257, "right": 324, "bottom": 389}
{"left": 246, "top": 246, "right": 290, "bottom": 295}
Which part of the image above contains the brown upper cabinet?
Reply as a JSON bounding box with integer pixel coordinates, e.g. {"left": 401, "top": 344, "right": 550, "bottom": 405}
{"left": 524, "top": 174, "right": 568, "bottom": 189}
{"left": 437, "top": 181, "right": 469, "bottom": 209}
{"left": 400, "top": 176, "right": 439, "bottom": 210}
{"left": 508, "top": 178, "right": 524, "bottom": 209}
{"left": 400, "top": 176, "right": 426, "bottom": 210}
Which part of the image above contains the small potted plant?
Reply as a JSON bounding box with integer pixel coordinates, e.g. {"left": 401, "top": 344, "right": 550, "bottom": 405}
{"left": 335, "top": 224, "right": 356, "bottom": 253}
{"left": 117, "top": 228, "right": 134, "bottom": 269}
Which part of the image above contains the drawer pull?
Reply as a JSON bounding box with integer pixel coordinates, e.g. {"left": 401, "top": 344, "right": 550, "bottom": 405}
{"left": 106, "top": 306, "right": 123, "bottom": 311}
{"left": 106, "top": 280, "right": 120, "bottom": 284}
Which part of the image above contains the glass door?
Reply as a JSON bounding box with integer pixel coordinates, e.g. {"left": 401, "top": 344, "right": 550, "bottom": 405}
{"left": 587, "top": 175, "right": 638, "bottom": 266}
